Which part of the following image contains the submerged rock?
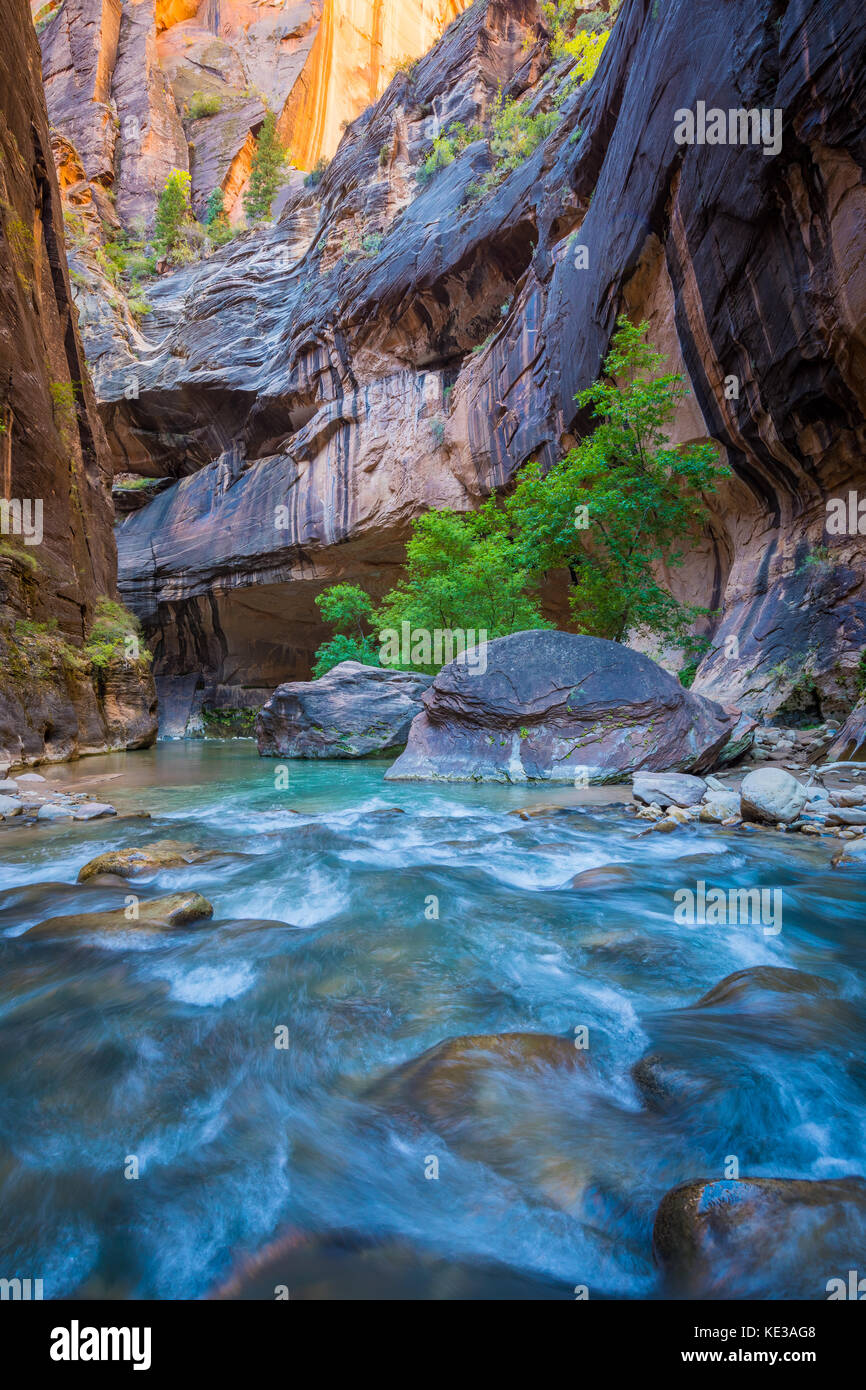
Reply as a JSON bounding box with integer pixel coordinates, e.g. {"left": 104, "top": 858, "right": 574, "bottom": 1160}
{"left": 653, "top": 1177, "right": 866, "bottom": 1297}
{"left": 368, "top": 1031, "right": 585, "bottom": 1128}
{"left": 256, "top": 662, "right": 433, "bottom": 759}
{"left": 386, "top": 633, "right": 748, "bottom": 783}
{"left": 77, "top": 839, "right": 219, "bottom": 882}
{"left": 693, "top": 966, "right": 834, "bottom": 1009}
{"left": 28, "top": 892, "right": 214, "bottom": 936}
{"left": 739, "top": 768, "right": 807, "bottom": 825}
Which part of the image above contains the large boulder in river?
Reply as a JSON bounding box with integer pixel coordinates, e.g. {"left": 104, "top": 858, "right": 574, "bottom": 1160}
{"left": 256, "top": 662, "right": 433, "bottom": 759}
{"left": 653, "top": 1176, "right": 866, "bottom": 1298}
{"left": 386, "top": 633, "right": 750, "bottom": 784}
{"left": 739, "top": 767, "right": 807, "bottom": 824}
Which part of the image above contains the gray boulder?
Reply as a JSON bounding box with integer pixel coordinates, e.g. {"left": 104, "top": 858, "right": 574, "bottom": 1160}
{"left": 0, "top": 794, "right": 23, "bottom": 816}
{"left": 633, "top": 772, "right": 707, "bottom": 808}
{"left": 386, "top": 632, "right": 750, "bottom": 784}
{"left": 699, "top": 790, "right": 741, "bottom": 823}
{"left": 256, "top": 661, "right": 433, "bottom": 759}
{"left": 740, "top": 768, "right": 808, "bottom": 825}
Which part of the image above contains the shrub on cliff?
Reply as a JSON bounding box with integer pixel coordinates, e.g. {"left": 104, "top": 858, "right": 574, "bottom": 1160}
{"left": 506, "top": 316, "right": 728, "bottom": 645}
{"left": 244, "top": 112, "right": 287, "bottom": 223}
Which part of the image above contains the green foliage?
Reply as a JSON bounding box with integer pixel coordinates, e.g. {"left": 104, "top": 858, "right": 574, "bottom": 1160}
{"left": 188, "top": 90, "right": 223, "bottom": 119}
{"left": 83, "top": 598, "right": 151, "bottom": 673}
{"left": 154, "top": 169, "right": 193, "bottom": 257}
{"left": 0, "top": 540, "right": 40, "bottom": 573}
{"left": 127, "top": 294, "right": 151, "bottom": 322}
{"left": 374, "top": 503, "right": 550, "bottom": 662}
{"left": 6, "top": 618, "right": 84, "bottom": 684}
{"left": 204, "top": 187, "right": 234, "bottom": 245}
{"left": 312, "top": 633, "right": 382, "bottom": 678}
{"left": 304, "top": 157, "right": 330, "bottom": 189}
{"left": 463, "top": 92, "right": 559, "bottom": 202}
{"left": 416, "top": 121, "right": 483, "bottom": 187}
{"left": 361, "top": 231, "right": 384, "bottom": 256}
{"left": 312, "top": 584, "right": 381, "bottom": 676}
{"left": 856, "top": 650, "right": 866, "bottom": 695}
{"left": 244, "top": 112, "right": 286, "bottom": 223}
{"left": 506, "top": 316, "right": 728, "bottom": 646}
{"left": 49, "top": 380, "right": 77, "bottom": 439}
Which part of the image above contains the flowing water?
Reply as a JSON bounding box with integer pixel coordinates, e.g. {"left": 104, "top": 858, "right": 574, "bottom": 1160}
{"left": 1, "top": 742, "right": 864, "bottom": 1299}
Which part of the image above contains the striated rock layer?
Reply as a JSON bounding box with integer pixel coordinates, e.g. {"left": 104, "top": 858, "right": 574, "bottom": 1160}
{"left": 66, "top": 0, "right": 866, "bottom": 722}
{"left": 0, "top": 0, "right": 156, "bottom": 766}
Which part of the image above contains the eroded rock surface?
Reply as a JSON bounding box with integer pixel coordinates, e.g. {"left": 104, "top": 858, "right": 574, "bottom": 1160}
{"left": 256, "top": 660, "right": 432, "bottom": 758}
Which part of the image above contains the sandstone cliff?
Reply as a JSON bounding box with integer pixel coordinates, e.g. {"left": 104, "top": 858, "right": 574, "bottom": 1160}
{"left": 39, "top": 0, "right": 471, "bottom": 225}
{"left": 84, "top": 0, "right": 866, "bottom": 726}
{"left": 0, "top": 0, "right": 156, "bottom": 766}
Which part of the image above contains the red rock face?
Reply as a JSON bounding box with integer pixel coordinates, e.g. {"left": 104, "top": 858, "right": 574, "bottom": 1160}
{"left": 0, "top": 0, "right": 156, "bottom": 765}
{"left": 37, "top": 0, "right": 866, "bottom": 723}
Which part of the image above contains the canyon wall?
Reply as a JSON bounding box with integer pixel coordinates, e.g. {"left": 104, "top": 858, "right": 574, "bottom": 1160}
{"left": 87, "top": 0, "right": 866, "bottom": 723}
{"left": 39, "top": 0, "right": 471, "bottom": 225}
{"left": 0, "top": 0, "right": 156, "bottom": 766}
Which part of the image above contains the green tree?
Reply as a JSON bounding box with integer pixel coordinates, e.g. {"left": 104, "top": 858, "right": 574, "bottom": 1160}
{"left": 244, "top": 112, "right": 286, "bottom": 223}
{"left": 375, "top": 502, "right": 548, "bottom": 651}
{"left": 507, "top": 315, "right": 728, "bottom": 644}
{"left": 153, "top": 169, "right": 192, "bottom": 257}
{"left": 312, "top": 584, "right": 381, "bottom": 677}
{"left": 204, "top": 187, "right": 232, "bottom": 244}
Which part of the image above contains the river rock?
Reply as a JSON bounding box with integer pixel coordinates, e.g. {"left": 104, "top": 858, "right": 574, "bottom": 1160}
{"left": 28, "top": 892, "right": 214, "bottom": 936}
{"left": 386, "top": 633, "right": 748, "bottom": 784}
{"left": 15, "top": 773, "right": 46, "bottom": 785}
{"left": 633, "top": 773, "right": 707, "bottom": 808}
{"left": 693, "top": 966, "right": 834, "bottom": 1010}
{"left": 829, "top": 788, "right": 866, "bottom": 807}
{"left": 0, "top": 794, "right": 23, "bottom": 816}
{"left": 698, "top": 790, "right": 741, "bottom": 822}
{"left": 0, "top": 780, "right": 19, "bottom": 794}
{"left": 653, "top": 1177, "right": 866, "bottom": 1297}
{"left": 368, "top": 1032, "right": 585, "bottom": 1128}
{"left": 832, "top": 840, "right": 866, "bottom": 869}
{"left": 739, "top": 768, "right": 807, "bottom": 825}
{"left": 72, "top": 802, "right": 118, "bottom": 820}
{"left": 36, "top": 803, "right": 74, "bottom": 820}
{"left": 256, "top": 662, "right": 433, "bottom": 759}
{"left": 826, "top": 806, "right": 866, "bottom": 825}
{"left": 77, "top": 839, "right": 219, "bottom": 882}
